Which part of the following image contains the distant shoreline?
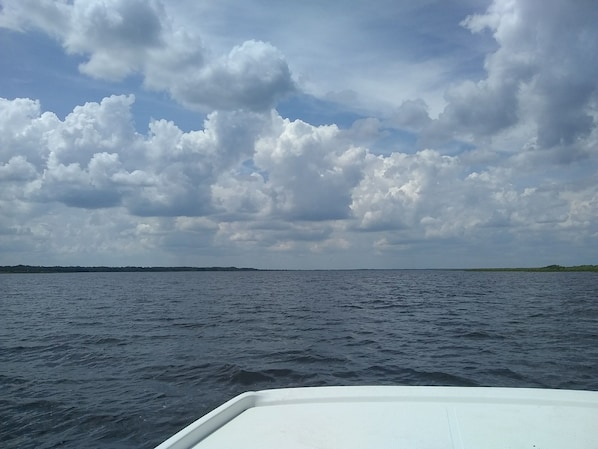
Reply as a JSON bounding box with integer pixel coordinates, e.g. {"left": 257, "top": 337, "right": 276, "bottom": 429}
{"left": 463, "top": 264, "right": 598, "bottom": 272}
{"left": 0, "top": 264, "right": 596, "bottom": 273}
{"left": 0, "top": 265, "right": 261, "bottom": 273}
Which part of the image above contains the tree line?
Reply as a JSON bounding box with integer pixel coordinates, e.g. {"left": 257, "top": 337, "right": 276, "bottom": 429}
{"left": 0, "top": 265, "right": 260, "bottom": 273}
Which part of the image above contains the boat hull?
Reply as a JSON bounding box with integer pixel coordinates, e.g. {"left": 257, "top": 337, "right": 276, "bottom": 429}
{"left": 155, "top": 386, "right": 598, "bottom": 448}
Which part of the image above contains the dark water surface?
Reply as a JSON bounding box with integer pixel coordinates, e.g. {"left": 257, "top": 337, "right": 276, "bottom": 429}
{"left": 1, "top": 270, "right": 597, "bottom": 448}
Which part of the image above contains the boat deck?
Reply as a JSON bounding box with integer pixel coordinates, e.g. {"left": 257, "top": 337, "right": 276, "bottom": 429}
{"left": 155, "top": 386, "right": 598, "bottom": 449}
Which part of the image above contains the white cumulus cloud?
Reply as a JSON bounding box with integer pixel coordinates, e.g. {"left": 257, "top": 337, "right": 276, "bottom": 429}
{"left": 0, "top": 92, "right": 597, "bottom": 267}
{"left": 1, "top": 0, "right": 597, "bottom": 268}
{"left": 422, "top": 0, "right": 598, "bottom": 162}
{"left": 0, "top": 0, "right": 295, "bottom": 111}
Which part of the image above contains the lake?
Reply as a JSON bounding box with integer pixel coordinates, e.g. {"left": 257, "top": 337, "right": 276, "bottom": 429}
{"left": 1, "top": 270, "right": 597, "bottom": 448}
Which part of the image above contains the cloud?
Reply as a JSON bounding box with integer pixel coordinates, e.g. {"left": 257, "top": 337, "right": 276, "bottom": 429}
{"left": 1, "top": 93, "right": 597, "bottom": 267}
{"left": 0, "top": 95, "right": 269, "bottom": 216}
{"left": 0, "top": 156, "right": 37, "bottom": 182}
{"left": 350, "top": 150, "right": 463, "bottom": 232}
{"left": 1, "top": 0, "right": 598, "bottom": 268}
{"left": 0, "top": 97, "right": 56, "bottom": 169}
{"left": 0, "top": 0, "right": 295, "bottom": 111}
{"left": 391, "top": 99, "right": 432, "bottom": 132}
{"left": 252, "top": 116, "right": 366, "bottom": 221}
{"left": 170, "top": 40, "right": 295, "bottom": 111}
{"left": 418, "top": 0, "right": 598, "bottom": 162}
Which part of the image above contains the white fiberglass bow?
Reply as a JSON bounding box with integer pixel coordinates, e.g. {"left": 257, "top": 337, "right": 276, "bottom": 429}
{"left": 155, "top": 386, "right": 598, "bottom": 449}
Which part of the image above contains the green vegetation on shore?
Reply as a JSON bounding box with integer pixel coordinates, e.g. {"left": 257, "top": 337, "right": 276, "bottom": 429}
{"left": 0, "top": 265, "right": 260, "bottom": 273}
{"left": 465, "top": 264, "right": 598, "bottom": 272}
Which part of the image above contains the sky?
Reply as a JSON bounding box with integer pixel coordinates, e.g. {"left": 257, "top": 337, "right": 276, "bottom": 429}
{"left": 0, "top": 0, "right": 597, "bottom": 269}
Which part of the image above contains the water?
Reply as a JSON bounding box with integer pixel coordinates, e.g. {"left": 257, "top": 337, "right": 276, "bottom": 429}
{"left": 1, "top": 270, "right": 597, "bottom": 448}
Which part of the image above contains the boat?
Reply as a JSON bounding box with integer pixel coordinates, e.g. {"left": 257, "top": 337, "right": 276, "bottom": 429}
{"left": 155, "top": 385, "right": 598, "bottom": 448}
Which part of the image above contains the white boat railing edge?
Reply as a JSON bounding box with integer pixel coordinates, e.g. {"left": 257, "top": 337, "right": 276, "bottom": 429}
{"left": 154, "top": 385, "right": 598, "bottom": 449}
{"left": 154, "top": 391, "right": 258, "bottom": 449}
